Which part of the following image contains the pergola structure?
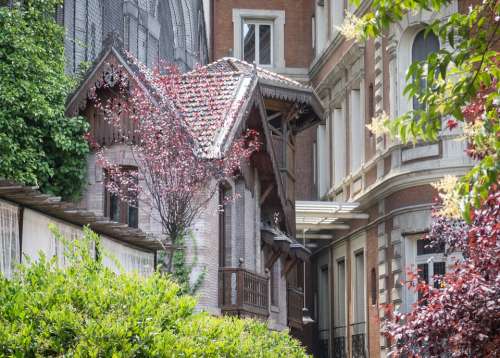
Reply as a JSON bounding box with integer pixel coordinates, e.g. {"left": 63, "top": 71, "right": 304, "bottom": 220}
{"left": 295, "top": 200, "right": 368, "bottom": 233}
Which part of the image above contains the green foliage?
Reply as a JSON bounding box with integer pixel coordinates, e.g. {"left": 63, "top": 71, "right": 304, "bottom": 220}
{"left": 171, "top": 232, "right": 206, "bottom": 295}
{"left": 0, "top": 227, "right": 308, "bottom": 357}
{"left": 357, "top": 0, "right": 499, "bottom": 219}
{"left": 0, "top": 0, "right": 89, "bottom": 200}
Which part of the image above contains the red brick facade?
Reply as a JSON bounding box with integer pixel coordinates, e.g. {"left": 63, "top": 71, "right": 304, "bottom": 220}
{"left": 211, "top": 0, "right": 314, "bottom": 67}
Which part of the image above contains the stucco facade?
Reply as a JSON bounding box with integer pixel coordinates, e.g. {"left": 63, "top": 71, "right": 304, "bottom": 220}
{"left": 0, "top": 189, "right": 157, "bottom": 281}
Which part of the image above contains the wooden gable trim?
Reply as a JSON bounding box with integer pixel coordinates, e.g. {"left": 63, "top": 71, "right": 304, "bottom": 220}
{"left": 65, "top": 37, "right": 158, "bottom": 117}
{"left": 251, "top": 88, "right": 293, "bottom": 236}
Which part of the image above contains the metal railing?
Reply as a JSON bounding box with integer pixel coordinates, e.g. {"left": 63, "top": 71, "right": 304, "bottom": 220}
{"left": 318, "top": 328, "right": 330, "bottom": 358}
{"left": 287, "top": 286, "right": 304, "bottom": 329}
{"left": 350, "top": 322, "right": 367, "bottom": 358}
{"left": 218, "top": 267, "right": 269, "bottom": 319}
{"left": 333, "top": 325, "right": 347, "bottom": 358}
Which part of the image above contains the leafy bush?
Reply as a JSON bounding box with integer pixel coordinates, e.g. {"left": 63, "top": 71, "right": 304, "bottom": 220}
{"left": 0, "top": 228, "right": 308, "bottom": 357}
{"left": 0, "top": 0, "right": 89, "bottom": 199}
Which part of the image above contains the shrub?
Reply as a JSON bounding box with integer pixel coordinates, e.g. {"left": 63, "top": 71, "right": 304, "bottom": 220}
{"left": 0, "top": 228, "right": 308, "bottom": 357}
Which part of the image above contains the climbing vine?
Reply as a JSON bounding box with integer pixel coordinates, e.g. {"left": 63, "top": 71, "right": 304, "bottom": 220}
{"left": 0, "top": 0, "right": 89, "bottom": 199}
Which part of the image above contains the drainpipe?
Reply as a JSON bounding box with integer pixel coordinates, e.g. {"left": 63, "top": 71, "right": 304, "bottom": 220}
{"left": 302, "top": 228, "right": 314, "bottom": 325}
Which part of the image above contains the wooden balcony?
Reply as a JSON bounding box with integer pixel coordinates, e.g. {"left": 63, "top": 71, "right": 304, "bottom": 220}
{"left": 287, "top": 286, "right": 304, "bottom": 329}
{"left": 218, "top": 267, "right": 269, "bottom": 319}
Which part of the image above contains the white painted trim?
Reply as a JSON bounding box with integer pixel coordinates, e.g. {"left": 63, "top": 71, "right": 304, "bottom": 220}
{"left": 232, "top": 9, "right": 285, "bottom": 68}
{"left": 332, "top": 243, "right": 347, "bottom": 332}
{"left": 350, "top": 232, "right": 367, "bottom": 342}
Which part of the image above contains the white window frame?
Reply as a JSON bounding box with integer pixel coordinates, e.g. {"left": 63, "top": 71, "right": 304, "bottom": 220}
{"left": 232, "top": 9, "right": 285, "bottom": 69}
{"left": 330, "top": 0, "right": 344, "bottom": 37}
{"left": 333, "top": 105, "right": 346, "bottom": 187}
{"left": 241, "top": 20, "right": 274, "bottom": 66}
{"left": 349, "top": 234, "right": 367, "bottom": 354}
{"left": 414, "top": 238, "right": 447, "bottom": 288}
{"left": 403, "top": 233, "right": 459, "bottom": 308}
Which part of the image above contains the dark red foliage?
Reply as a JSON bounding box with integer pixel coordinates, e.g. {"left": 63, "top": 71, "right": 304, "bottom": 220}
{"left": 384, "top": 188, "right": 500, "bottom": 357}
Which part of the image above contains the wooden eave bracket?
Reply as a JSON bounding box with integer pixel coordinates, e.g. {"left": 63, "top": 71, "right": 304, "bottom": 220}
{"left": 265, "top": 250, "right": 281, "bottom": 270}
{"left": 282, "top": 257, "right": 298, "bottom": 277}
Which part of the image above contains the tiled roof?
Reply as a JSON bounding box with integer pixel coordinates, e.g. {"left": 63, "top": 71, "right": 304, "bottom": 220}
{"left": 67, "top": 33, "right": 321, "bottom": 156}
{"left": 175, "top": 71, "right": 252, "bottom": 155}
{"left": 194, "top": 57, "right": 310, "bottom": 90}
{"left": 177, "top": 58, "right": 322, "bottom": 155}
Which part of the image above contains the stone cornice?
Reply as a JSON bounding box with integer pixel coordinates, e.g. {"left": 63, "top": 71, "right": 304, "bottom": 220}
{"left": 308, "top": 0, "right": 373, "bottom": 82}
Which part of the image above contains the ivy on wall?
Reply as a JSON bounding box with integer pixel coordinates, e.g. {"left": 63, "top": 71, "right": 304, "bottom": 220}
{"left": 0, "top": 0, "right": 89, "bottom": 200}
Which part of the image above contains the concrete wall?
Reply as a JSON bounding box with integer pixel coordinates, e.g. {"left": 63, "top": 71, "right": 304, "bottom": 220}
{"left": 0, "top": 199, "right": 154, "bottom": 278}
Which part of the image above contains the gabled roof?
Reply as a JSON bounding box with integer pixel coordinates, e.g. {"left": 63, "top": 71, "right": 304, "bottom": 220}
{"left": 64, "top": 34, "right": 311, "bottom": 240}
{"left": 192, "top": 57, "right": 323, "bottom": 121}
{"left": 66, "top": 34, "right": 322, "bottom": 157}
{"left": 175, "top": 71, "right": 256, "bottom": 157}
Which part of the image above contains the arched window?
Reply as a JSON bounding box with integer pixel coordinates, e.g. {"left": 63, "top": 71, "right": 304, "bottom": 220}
{"left": 411, "top": 30, "right": 440, "bottom": 111}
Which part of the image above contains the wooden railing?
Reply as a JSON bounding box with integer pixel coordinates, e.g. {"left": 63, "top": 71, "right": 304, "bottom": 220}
{"left": 287, "top": 286, "right": 304, "bottom": 329}
{"left": 218, "top": 267, "right": 269, "bottom": 319}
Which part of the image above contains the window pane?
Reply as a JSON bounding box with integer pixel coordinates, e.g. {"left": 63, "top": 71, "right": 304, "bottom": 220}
{"left": 259, "top": 24, "right": 271, "bottom": 65}
{"left": 417, "top": 263, "right": 428, "bottom": 283}
{"left": 433, "top": 262, "right": 446, "bottom": 288}
{"left": 336, "top": 260, "right": 346, "bottom": 326}
{"left": 109, "top": 194, "right": 120, "bottom": 222}
{"left": 128, "top": 206, "right": 138, "bottom": 229}
{"left": 243, "top": 23, "right": 255, "bottom": 63}
{"left": 354, "top": 252, "right": 365, "bottom": 324}
{"left": 412, "top": 30, "right": 439, "bottom": 111}
{"left": 417, "top": 238, "right": 445, "bottom": 255}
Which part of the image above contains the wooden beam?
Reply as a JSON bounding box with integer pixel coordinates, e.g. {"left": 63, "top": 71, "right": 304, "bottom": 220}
{"left": 282, "top": 257, "right": 298, "bottom": 277}
{"left": 265, "top": 250, "right": 280, "bottom": 269}
{"left": 267, "top": 112, "right": 281, "bottom": 121}
{"left": 260, "top": 183, "right": 274, "bottom": 205}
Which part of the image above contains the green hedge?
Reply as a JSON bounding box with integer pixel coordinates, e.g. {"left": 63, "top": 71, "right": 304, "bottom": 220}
{"left": 0, "top": 228, "right": 308, "bottom": 357}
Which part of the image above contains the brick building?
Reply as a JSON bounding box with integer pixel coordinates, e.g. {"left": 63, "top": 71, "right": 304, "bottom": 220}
{"left": 208, "top": 0, "right": 473, "bottom": 356}
{"left": 63, "top": 31, "right": 322, "bottom": 331}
